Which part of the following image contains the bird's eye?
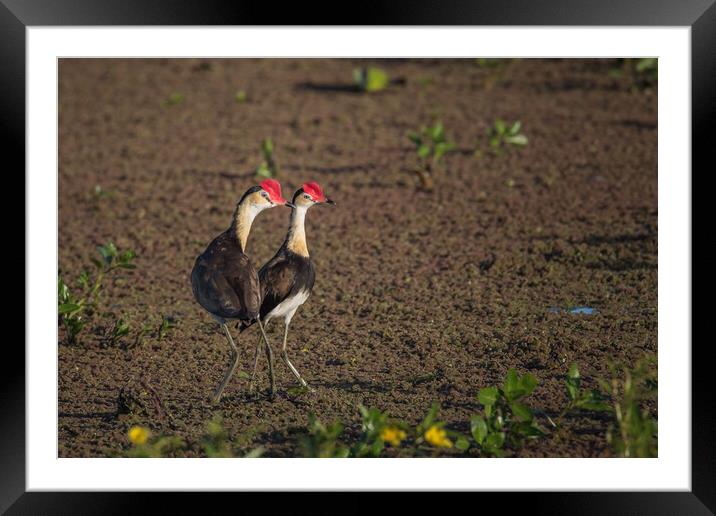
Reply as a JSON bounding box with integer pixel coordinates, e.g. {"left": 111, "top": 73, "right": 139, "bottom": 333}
{"left": 262, "top": 191, "right": 269, "bottom": 198}
{"left": 304, "top": 194, "right": 311, "bottom": 200}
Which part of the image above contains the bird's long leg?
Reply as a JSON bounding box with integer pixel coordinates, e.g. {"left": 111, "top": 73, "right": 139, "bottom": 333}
{"left": 211, "top": 323, "right": 240, "bottom": 404}
{"left": 248, "top": 331, "right": 264, "bottom": 395}
{"left": 280, "top": 321, "right": 309, "bottom": 388}
{"left": 256, "top": 317, "right": 276, "bottom": 398}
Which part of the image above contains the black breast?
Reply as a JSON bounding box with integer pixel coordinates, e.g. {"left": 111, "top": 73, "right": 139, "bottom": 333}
{"left": 258, "top": 249, "right": 315, "bottom": 320}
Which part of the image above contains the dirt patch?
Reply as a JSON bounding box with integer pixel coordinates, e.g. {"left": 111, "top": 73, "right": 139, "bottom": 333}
{"left": 58, "top": 58, "right": 657, "bottom": 457}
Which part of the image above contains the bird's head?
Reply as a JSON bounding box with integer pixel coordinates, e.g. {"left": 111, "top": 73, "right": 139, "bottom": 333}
{"left": 240, "top": 179, "right": 291, "bottom": 210}
{"left": 291, "top": 181, "right": 336, "bottom": 210}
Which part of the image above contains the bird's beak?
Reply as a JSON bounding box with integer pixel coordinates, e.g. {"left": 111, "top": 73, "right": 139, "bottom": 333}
{"left": 324, "top": 198, "right": 336, "bottom": 206}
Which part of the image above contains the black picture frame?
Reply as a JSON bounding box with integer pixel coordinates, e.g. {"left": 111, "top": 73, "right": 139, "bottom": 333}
{"left": 3, "top": 0, "right": 710, "bottom": 512}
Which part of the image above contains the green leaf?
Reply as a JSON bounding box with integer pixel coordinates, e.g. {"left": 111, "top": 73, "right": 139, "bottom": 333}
{"left": 98, "top": 242, "right": 118, "bottom": 265}
{"left": 58, "top": 278, "right": 70, "bottom": 303}
{"left": 256, "top": 162, "right": 273, "bottom": 179}
{"left": 455, "top": 436, "right": 470, "bottom": 451}
{"left": 407, "top": 131, "right": 422, "bottom": 146}
{"left": 470, "top": 415, "right": 488, "bottom": 444}
{"left": 494, "top": 119, "right": 506, "bottom": 135}
{"left": 418, "top": 402, "right": 440, "bottom": 435}
{"left": 478, "top": 386, "right": 499, "bottom": 407}
{"left": 77, "top": 271, "right": 90, "bottom": 289}
{"left": 568, "top": 363, "right": 580, "bottom": 381}
{"left": 235, "top": 90, "right": 248, "bottom": 103}
{"left": 59, "top": 303, "right": 82, "bottom": 315}
{"left": 364, "top": 67, "right": 389, "bottom": 92}
{"left": 520, "top": 373, "right": 538, "bottom": 396}
{"left": 417, "top": 145, "right": 431, "bottom": 158}
{"left": 513, "top": 422, "right": 546, "bottom": 438}
{"left": 505, "top": 134, "right": 528, "bottom": 146}
{"left": 504, "top": 369, "right": 520, "bottom": 401}
{"left": 430, "top": 122, "right": 444, "bottom": 142}
{"left": 509, "top": 121, "right": 522, "bottom": 135}
{"left": 510, "top": 402, "right": 533, "bottom": 422}
{"left": 485, "top": 432, "right": 505, "bottom": 450}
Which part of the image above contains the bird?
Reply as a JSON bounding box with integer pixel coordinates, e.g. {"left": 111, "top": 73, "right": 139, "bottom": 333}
{"left": 241, "top": 181, "right": 335, "bottom": 394}
{"left": 191, "top": 179, "right": 291, "bottom": 404}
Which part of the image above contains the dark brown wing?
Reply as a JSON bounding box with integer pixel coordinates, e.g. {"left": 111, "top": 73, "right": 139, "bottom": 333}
{"left": 191, "top": 232, "right": 261, "bottom": 321}
{"left": 258, "top": 253, "right": 296, "bottom": 319}
{"left": 258, "top": 250, "right": 315, "bottom": 320}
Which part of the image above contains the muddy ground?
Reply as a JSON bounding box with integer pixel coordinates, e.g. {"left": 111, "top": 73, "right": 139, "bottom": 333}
{"left": 58, "top": 58, "right": 657, "bottom": 457}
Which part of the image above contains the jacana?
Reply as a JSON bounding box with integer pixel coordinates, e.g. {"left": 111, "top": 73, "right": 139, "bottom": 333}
{"left": 191, "top": 179, "right": 290, "bottom": 403}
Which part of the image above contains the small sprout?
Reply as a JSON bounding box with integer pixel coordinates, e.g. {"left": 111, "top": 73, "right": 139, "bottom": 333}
{"left": 609, "top": 58, "right": 657, "bottom": 91}
{"left": 407, "top": 121, "right": 456, "bottom": 191}
{"left": 353, "top": 67, "right": 389, "bottom": 93}
{"left": 93, "top": 185, "right": 114, "bottom": 199}
{"left": 111, "top": 317, "right": 130, "bottom": 342}
{"left": 235, "top": 90, "right": 248, "bottom": 103}
{"left": 300, "top": 414, "right": 350, "bottom": 458}
{"left": 58, "top": 242, "right": 137, "bottom": 345}
{"left": 163, "top": 93, "right": 185, "bottom": 106}
{"left": 202, "top": 415, "right": 234, "bottom": 458}
{"left": 470, "top": 369, "right": 545, "bottom": 457}
{"left": 602, "top": 356, "right": 658, "bottom": 458}
{"left": 255, "top": 138, "right": 279, "bottom": 179}
{"left": 157, "top": 316, "right": 176, "bottom": 341}
{"left": 484, "top": 119, "right": 528, "bottom": 154}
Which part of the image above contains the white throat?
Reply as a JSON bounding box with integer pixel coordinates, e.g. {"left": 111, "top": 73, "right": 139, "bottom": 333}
{"left": 286, "top": 205, "right": 309, "bottom": 256}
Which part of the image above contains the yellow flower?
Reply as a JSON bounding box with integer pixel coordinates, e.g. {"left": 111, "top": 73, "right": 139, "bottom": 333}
{"left": 128, "top": 425, "right": 150, "bottom": 445}
{"left": 381, "top": 426, "right": 407, "bottom": 447}
{"left": 424, "top": 425, "right": 453, "bottom": 448}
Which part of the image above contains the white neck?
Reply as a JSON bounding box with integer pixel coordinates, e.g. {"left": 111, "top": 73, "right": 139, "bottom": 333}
{"left": 233, "top": 202, "right": 266, "bottom": 252}
{"left": 286, "top": 205, "right": 309, "bottom": 256}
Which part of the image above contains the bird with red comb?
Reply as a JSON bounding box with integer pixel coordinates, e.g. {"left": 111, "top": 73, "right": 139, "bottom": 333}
{"left": 241, "top": 181, "right": 335, "bottom": 395}
{"left": 191, "top": 179, "right": 291, "bottom": 403}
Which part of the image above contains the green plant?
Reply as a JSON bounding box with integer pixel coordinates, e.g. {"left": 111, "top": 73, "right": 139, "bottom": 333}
{"left": 106, "top": 317, "right": 130, "bottom": 347}
{"left": 93, "top": 185, "right": 114, "bottom": 199}
{"left": 299, "top": 414, "right": 350, "bottom": 458}
{"left": 482, "top": 119, "right": 528, "bottom": 155}
{"left": 407, "top": 121, "right": 456, "bottom": 190}
{"left": 255, "top": 138, "right": 278, "bottom": 179}
{"left": 163, "top": 93, "right": 185, "bottom": 106}
{"left": 157, "top": 316, "right": 176, "bottom": 341}
{"left": 202, "top": 415, "right": 234, "bottom": 457}
{"left": 609, "top": 58, "right": 657, "bottom": 91}
{"left": 351, "top": 405, "right": 411, "bottom": 457}
{"left": 602, "top": 356, "right": 658, "bottom": 458}
{"left": 234, "top": 90, "right": 248, "bottom": 103}
{"left": 353, "top": 67, "right": 389, "bottom": 93}
{"left": 470, "top": 369, "right": 546, "bottom": 456}
{"left": 561, "top": 363, "right": 611, "bottom": 418}
{"left": 58, "top": 241, "right": 137, "bottom": 344}
{"left": 57, "top": 277, "right": 87, "bottom": 344}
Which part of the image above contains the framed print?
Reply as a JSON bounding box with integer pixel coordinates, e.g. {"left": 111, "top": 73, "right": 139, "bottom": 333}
{"left": 4, "top": 0, "right": 712, "bottom": 512}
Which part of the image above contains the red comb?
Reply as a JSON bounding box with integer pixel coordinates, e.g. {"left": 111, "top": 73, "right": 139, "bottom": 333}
{"left": 302, "top": 182, "right": 326, "bottom": 202}
{"left": 260, "top": 179, "right": 287, "bottom": 204}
